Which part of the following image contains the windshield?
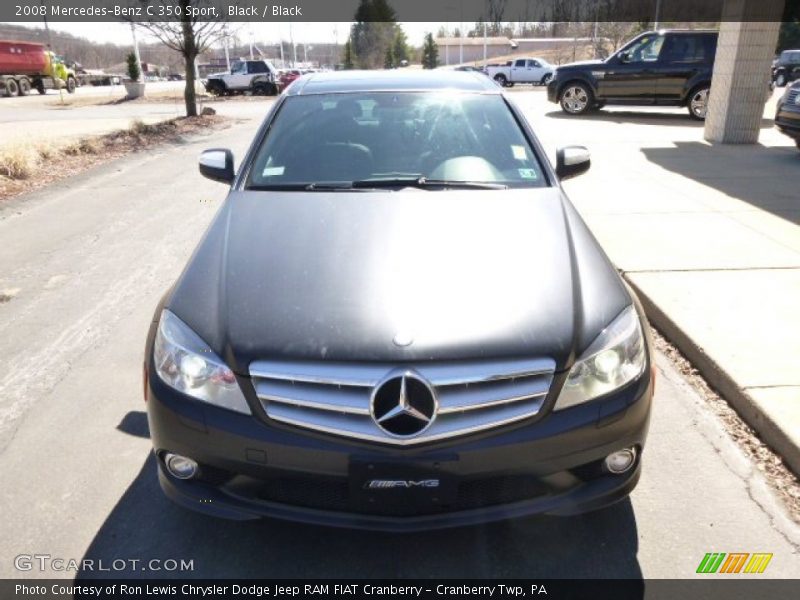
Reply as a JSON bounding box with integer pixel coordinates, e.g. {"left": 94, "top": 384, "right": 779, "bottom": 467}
{"left": 246, "top": 92, "right": 547, "bottom": 190}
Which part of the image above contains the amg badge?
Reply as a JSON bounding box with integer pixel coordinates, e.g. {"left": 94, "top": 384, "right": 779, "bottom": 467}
{"left": 365, "top": 479, "right": 440, "bottom": 489}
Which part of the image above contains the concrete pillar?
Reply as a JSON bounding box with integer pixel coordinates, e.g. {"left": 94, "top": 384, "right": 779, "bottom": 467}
{"left": 704, "top": 0, "right": 784, "bottom": 144}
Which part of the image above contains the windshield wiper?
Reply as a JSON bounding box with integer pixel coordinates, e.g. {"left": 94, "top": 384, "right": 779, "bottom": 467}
{"left": 304, "top": 182, "right": 358, "bottom": 191}
{"left": 252, "top": 178, "right": 510, "bottom": 192}
{"left": 351, "top": 177, "right": 508, "bottom": 190}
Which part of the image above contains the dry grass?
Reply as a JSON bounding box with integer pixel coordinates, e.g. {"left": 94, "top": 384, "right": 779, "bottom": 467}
{"left": 44, "top": 84, "right": 210, "bottom": 109}
{"left": 0, "top": 144, "right": 40, "bottom": 179}
{"left": 0, "top": 114, "right": 229, "bottom": 201}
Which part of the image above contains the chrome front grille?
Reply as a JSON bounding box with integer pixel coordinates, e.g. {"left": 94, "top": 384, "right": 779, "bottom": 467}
{"left": 249, "top": 358, "right": 556, "bottom": 445}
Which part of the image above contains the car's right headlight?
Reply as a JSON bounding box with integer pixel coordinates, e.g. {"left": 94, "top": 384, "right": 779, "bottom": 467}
{"left": 554, "top": 305, "right": 646, "bottom": 411}
{"left": 153, "top": 309, "right": 251, "bottom": 414}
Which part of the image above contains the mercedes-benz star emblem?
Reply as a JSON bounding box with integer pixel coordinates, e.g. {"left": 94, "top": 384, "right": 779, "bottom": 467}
{"left": 370, "top": 372, "right": 437, "bottom": 437}
{"left": 392, "top": 332, "right": 413, "bottom": 347}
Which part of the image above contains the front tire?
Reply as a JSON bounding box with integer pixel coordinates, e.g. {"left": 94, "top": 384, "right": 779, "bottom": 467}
{"left": 493, "top": 74, "right": 508, "bottom": 87}
{"left": 688, "top": 85, "right": 710, "bottom": 120}
{"left": 66, "top": 76, "right": 76, "bottom": 94}
{"left": 560, "top": 83, "right": 593, "bottom": 115}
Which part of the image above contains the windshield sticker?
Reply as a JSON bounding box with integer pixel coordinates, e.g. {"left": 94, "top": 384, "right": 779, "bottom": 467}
{"left": 262, "top": 166, "right": 285, "bottom": 177}
{"left": 518, "top": 168, "right": 538, "bottom": 180}
{"left": 511, "top": 145, "right": 527, "bottom": 160}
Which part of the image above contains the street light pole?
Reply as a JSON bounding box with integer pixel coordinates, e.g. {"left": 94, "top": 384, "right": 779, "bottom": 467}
{"left": 483, "top": 21, "right": 487, "bottom": 65}
{"left": 224, "top": 35, "right": 231, "bottom": 71}
{"left": 654, "top": 0, "right": 662, "bottom": 29}
{"left": 459, "top": 0, "right": 463, "bottom": 64}
{"left": 290, "top": 22, "right": 297, "bottom": 66}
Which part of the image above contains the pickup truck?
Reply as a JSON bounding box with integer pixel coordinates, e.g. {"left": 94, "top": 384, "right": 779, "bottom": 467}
{"left": 203, "top": 59, "right": 279, "bottom": 96}
{"left": 486, "top": 58, "right": 555, "bottom": 87}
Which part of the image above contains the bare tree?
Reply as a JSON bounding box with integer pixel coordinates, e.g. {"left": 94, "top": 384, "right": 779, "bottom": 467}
{"left": 135, "top": 0, "right": 228, "bottom": 116}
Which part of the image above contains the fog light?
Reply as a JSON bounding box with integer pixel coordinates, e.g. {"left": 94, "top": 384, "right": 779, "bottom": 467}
{"left": 164, "top": 453, "right": 198, "bottom": 480}
{"left": 604, "top": 448, "right": 637, "bottom": 474}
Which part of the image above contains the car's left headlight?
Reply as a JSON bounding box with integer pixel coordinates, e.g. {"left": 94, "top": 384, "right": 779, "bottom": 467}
{"left": 152, "top": 309, "right": 251, "bottom": 414}
{"left": 554, "top": 305, "right": 646, "bottom": 411}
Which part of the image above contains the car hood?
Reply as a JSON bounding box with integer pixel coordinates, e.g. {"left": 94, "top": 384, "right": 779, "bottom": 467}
{"left": 167, "top": 188, "right": 630, "bottom": 373}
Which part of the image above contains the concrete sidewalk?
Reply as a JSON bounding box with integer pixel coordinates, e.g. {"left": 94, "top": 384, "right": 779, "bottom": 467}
{"left": 535, "top": 97, "right": 800, "bottom": 475}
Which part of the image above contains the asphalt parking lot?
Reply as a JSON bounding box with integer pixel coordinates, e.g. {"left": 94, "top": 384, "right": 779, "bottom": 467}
{"left": 0, "top": 89, "right": 798, "bottom": 579}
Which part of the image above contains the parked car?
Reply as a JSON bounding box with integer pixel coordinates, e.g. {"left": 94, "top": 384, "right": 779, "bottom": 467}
{"left": 547, "top": 30, "right": 718, "bottom": 120}
{"left": 775, "top": 80, "right": 800, "bottom": 149}
{"left": 203, "top": 59, "right": 279, "bottom": 96}
{"left": 145, "top": 70, "right": 654, "bottom": 530}
{"left": 773, "top": 49, "right": 800, "bottom": 88}
{"left": 279, "top": 68, "right": 302, "bottom": 88}
{"left": 487, "top": 57, "right": 555, "bottom": 87}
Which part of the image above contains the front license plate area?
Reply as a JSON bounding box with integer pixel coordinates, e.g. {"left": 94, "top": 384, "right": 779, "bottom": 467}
{"left": 349, "top": 460, "right": 457, "bottom": 511}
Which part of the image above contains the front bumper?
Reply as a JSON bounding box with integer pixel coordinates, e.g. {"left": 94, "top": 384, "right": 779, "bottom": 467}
{"left": 547, "top": 80, "right": 559, "bottom": 103}
{"left": 146, "top": 354, "right": 653, "bottom": 531}
{"left": 775, "top": 103, "right": 800, "bottom": 140}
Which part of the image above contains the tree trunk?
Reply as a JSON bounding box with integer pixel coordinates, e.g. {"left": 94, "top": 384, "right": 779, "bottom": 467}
{"left": 181, "top": 10, "right": 197, "bottom": 117}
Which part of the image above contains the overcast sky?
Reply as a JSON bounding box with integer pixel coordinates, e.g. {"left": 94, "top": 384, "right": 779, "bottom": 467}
{"left": 12, "top": 21, "right": 457, "bottom": 47}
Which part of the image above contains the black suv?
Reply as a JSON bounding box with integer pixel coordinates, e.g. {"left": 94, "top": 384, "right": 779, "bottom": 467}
{"left": 775, "top": 80, "right": 800, "bottom": 149}
{"left": 773, "top": 49, "right": 800, "bottom": 88}
{"left": 548, "top": 30, "right": 718, "bottom": 120}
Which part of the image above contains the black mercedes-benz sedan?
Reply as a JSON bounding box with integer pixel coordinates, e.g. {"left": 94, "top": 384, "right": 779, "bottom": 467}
{"left": 144, "top": 70, "right": 654, "bottom": 530}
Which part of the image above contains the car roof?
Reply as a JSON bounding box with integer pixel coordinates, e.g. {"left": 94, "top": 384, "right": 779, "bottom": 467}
{"left": 286, "top": 70, "right": 500, "bottom": 96}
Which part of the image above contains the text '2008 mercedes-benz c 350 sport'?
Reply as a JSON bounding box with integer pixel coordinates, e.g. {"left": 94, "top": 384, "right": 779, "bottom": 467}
{"left": 144, "top": 70, "right": 654, "bottom": 531}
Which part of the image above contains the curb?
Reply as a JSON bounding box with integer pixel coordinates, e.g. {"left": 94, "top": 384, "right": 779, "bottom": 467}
{"left": 624, "top": 275, "right": 800, "bottom": 477}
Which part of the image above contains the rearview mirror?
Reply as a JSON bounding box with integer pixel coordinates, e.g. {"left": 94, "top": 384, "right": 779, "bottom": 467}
{"left": 199, "top": 148, "right": 235, "bottom": 184}
{"left": 555, "top": 146, "right": 591, "bottom": 181}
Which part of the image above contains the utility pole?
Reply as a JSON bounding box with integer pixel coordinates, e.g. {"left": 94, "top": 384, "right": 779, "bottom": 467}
{"left": 654, "top": 0, "right": 662, "bottom": 29}
{"left": 40, "top": 0, "right": 63, "bottom": 103}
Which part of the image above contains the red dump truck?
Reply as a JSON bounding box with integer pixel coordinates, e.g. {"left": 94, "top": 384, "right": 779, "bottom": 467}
{"left": 0, "top": 40, "right": 77, "bottom": 96}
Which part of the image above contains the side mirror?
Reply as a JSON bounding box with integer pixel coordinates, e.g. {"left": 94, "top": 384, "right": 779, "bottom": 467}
{"left": 556, "top": 146, "right": 591, "bottom": 181}
{"left": 199, "top": 148, "right": 235, "bottom": 184}
{"left": 618, "top": 51, "right": 631, "bottom": 63}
